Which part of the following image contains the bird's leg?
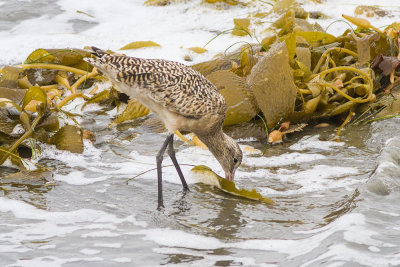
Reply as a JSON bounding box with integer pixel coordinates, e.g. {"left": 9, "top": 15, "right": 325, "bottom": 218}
{"left": 167, "top": 134, "right": 189, "bottom": 191}
{"left": 156, "top": 134, "right": 173, "bottom": 209}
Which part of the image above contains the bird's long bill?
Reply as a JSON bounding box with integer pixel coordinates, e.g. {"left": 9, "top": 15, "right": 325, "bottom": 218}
{"left": 225, "top": 172, "right": 234, "bottom": 181}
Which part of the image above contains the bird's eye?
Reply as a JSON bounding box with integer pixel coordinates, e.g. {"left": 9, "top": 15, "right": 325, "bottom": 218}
{"left": 233, "top": 158, "right": 238, "bottom": 164}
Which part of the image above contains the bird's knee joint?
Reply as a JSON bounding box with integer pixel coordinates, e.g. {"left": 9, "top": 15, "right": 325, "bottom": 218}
{"left": 156, "top": 153, "right": 164, "bottom": 163}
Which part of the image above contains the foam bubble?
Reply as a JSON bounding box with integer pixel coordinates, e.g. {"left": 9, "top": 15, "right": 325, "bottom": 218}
{"left": 244, "top": 152, "right": 326, "bottom": 167}
{"left": 80, "top": 248, "right": 101, "bottom": 255}
{"left": 289, "top": 135, "right": 345, "bottom": 151}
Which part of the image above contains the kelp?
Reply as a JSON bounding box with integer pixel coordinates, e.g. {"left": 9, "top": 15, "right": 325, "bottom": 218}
{"left": 0, "top": 47, "right": 105, "bottom": 170}
{"left": 120, "top": 41, "right": 161, "bottom": 50}
{"left": 1, "top": 2, "right": 400, "bottom": 176}
{"left": 188, "top": 47, "right": 208, "bottom": 54}
{"left": 232, "top": 18, "right": 250, "bottom": 36}
{"left": 248, "top": 41, "right": 297, "bottom": 129}
{"left": 354, "top": 5, "right": 388, "bottom": 18}
{"left": 0, "top": 66, "right": 21, "bottom": 88}
{"left": 187, "top": 9, "right": 397, "bottom": 137}
{"left": 191, "top": 165, "right": 274, "bottom": 204}
{"left": 204, "top": 0, "right": 239, "bottom": 6}
{"left": 206, "top": 70, "right": 259, "bottom": 126}
{"left": 50, "top": 125, "right": 83, "bottom": 153}
{"left": 0, "top": 86, "right": 47, "bottom": 165}
{"left": 0, "top": 87, "right": 26, "bottom": 104}
{"left": 342, "top": 14, "right": 383, "bottom": 34}
{"left": 110, "top": 98, "right": 150, "bottom": 126}
{"left": 268, "top": 122, "right": 306, "bottom": 144}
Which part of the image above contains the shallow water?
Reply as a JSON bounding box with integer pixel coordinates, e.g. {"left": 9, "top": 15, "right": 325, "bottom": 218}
{"left": 1, "top": 110, "right": 400, "bottom": 266}
{"left": 1, "top": 0, "right": 400, "bottom": 266}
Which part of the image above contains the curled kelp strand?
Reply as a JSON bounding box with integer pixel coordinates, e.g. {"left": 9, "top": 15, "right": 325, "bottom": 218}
{"left": 327, "top": 100, "right": 357, "bottom": 117}
{"left": 312, "top": 47, "right": 358, "bottom": 74}
{"left": 0, "top": 107, "right": 43, "bottom": 165}
{"left": 54, "top": 72, "right": 71, "bottom": 91}
{"left": 57, "top": 93, "right": 85, "bottom": 109}
{"left": 19, "top": 63, "right": 88, "bottom": 76}
{"left": 315, "top": 67, "right": 373, "bottom": 102}
{"left": 332, "top": 108, "right": 355, "bottom": 140}
{"left": 70, "top": 67, "right": 98, "bottom": 94}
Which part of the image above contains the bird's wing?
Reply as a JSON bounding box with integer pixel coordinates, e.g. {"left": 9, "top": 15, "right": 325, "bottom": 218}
{"left": 115, "top": 61, "right": 227, "bottom": 119}
{"left": 85, "top": 50, "right": 226, "bottom": 118}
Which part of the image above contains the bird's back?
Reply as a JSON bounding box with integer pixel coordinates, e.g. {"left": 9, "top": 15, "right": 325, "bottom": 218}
{"left": 85, "top": 48, "right": 227, "bottom": 120}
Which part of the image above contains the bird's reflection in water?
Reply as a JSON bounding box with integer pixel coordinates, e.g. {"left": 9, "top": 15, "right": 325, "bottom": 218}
{"left": 170, "top": 184, "right": 244, "bottom": 239}
{"left": 163, "top": 184, "right": 246, "bottom": 265}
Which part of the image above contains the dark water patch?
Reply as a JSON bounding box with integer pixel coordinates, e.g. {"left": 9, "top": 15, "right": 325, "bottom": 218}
{"left": 0, "top": 0, "right": 63, "bottom": 32}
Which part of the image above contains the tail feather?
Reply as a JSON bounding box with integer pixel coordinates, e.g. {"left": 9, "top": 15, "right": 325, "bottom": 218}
{"left": 84, "top": 46, "right": 109, "bottom": 70}
{"left": 83, "top": 51, "right": 119, "bottom": 78}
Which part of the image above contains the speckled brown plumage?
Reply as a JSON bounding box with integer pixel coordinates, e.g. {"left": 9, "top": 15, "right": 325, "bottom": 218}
{"left": 85, "top": 48, "right": 226, "bottom": 119}
{"left": 84, "top": 47, "right": 242, "bottom": 208}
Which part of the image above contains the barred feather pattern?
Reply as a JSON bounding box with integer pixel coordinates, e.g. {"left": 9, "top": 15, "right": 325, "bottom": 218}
{"left": 86, "top": 48, "right": 226, "bottom": 119}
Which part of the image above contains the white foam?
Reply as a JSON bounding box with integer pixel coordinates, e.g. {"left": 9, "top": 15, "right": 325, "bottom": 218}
{"left": 54, "top": 171, "right": 107, "bottom": 185}
{"left": 303, "top": 243, "right": 400, "bottom": 266}
{"left": 39, "top": 140, "right": 102, "bottom": 168}
{"left": 93, "top": 243, "right": 122, "bottom": 248}
{"left": 12, "top": 256, "right": 105, "bottom": 267}
{"left": 113, "top": 257, "right": 132, "bottom": 263}
{"left": 368, "top": 246, "right": 380, "bottom": 252}
{"left": 302, "top": 0, "right": 400, "bottom": 36}
{"left": 2, "top": 0, "right": 397, "bottom": 66}
{"left": 0, "top": 197, "right": 137, "bottom": 224}
{"left": 37, "top": 244, "right": 57, "bottom": 250}
{"left": 80, "top": 248, "right": 101, "bottom": 255}
{"left": 290, "top": 135, "right": 345, "bottom": 151}
{"left": 260, "top": 164, "right": 359, "bottom": 195}
{"left": 0, "top": 197, "right": 147, "bottom": 255}
{"left": 244, "top": 152, "right": 326, "bottom": 167}
{"left": 81, "top": 231, "right": 121, "bottom": 238}
{"left": 131, "top": 212, "right": 396, "bottom": 263}
{"left": 0, "top": 0, "right": 263, "bottom": 66}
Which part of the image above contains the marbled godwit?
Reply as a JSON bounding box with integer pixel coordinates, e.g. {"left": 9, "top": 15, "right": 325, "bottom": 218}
{"left": 85, "top": 47, "right": 242, "bottom": 208}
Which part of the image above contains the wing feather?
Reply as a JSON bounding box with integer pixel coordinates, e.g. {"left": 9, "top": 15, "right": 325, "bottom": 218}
{"left": 86, "top": 49, "right": 226, "bottom": 118}
{"left": 115, "top": 62, "right": 226, "bottom": 118}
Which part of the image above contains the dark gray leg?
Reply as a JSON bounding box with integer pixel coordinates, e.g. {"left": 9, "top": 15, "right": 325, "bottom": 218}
{"left": 156, "top": 134, "right": 173, "bottom": 209}
{"left": 167, "top": 135, "right": 189, "bottom": 190}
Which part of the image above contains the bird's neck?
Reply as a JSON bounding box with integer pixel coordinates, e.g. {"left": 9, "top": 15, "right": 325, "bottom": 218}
{"left": 196, "top": 129, "right": 229, "bottom": 159}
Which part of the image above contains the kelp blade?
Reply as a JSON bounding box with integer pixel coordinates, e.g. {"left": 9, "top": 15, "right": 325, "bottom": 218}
{"left": 248, "top": 41, "right": 297, "bottom": 129}
{"left": 24, "top": 49, "right": 58, "bottom": 64}
{"left": 50, "top": 125, "right": 83, "bottom": 153}
{"left": 191, "top": 165, "right": 274, "bottom": 204}
{"left": 120, "top": 41, "right": 161, "bottom": 50}
{"left": 188, "top": 47, "right": 208, "bottom": 54}
{"left": 22, "top": 86, "right": 47, "bottom": 112}
{"left": 111, "top": 98, "right": 150, "bottom": 126}
{"left": 217, "top": 177, "right": 274, "bottom": 204}
{"left": 206, "top": 70, "right": 259, "bottom": 126}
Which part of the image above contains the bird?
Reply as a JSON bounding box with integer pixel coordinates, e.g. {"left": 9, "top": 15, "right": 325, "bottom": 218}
{"left": 84, "top": 47, "right": 242, "bottom": 208}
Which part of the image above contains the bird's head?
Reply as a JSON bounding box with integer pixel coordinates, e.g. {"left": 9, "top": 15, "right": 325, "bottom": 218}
{"left": 211, "top": 134, "right": 242, "bottom": 181}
